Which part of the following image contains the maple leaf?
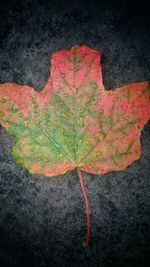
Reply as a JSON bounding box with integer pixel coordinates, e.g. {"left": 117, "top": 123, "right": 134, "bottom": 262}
{"left": 0, "top": 45, "right": 150, "bottom": 245}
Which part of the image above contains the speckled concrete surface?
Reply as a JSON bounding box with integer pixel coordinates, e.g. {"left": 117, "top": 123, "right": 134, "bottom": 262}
{"left": 0, "top": 0, "right": 150, "bottom": 266}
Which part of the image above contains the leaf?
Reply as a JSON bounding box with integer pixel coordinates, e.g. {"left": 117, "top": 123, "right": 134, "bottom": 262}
{"left": 0, "top": 45, "right": 150, "bottom": 245}
{"left": 0, "top": 45, "right": 150, "bottom": 176}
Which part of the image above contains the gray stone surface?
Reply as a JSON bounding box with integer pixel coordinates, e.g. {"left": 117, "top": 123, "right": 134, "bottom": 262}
{"left": 0, "top": 0, "right": 150, "bottom": 266}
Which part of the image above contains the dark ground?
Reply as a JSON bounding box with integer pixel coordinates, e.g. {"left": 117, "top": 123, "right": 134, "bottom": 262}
{"left": 0, "top": 0, "right": 150, "bottom": 266}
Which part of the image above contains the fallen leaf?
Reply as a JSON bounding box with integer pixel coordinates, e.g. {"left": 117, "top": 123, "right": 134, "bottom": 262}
{"left": 0, "top": 45, "right": 150, "bottom": 245}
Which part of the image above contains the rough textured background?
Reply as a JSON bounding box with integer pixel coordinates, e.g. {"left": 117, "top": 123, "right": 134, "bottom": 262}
{"left": 0, "top": 0, "right": 150, "bottom": 266}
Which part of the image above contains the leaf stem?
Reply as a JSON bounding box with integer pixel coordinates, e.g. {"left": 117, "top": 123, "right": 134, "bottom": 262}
{"left": 77, "top": 168, "right": 91, "bottom": 246}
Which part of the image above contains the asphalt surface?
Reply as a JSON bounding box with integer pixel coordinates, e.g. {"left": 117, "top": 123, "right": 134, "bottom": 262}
{"left": 0, "top": 0, "right": 150, "bottom": 266}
